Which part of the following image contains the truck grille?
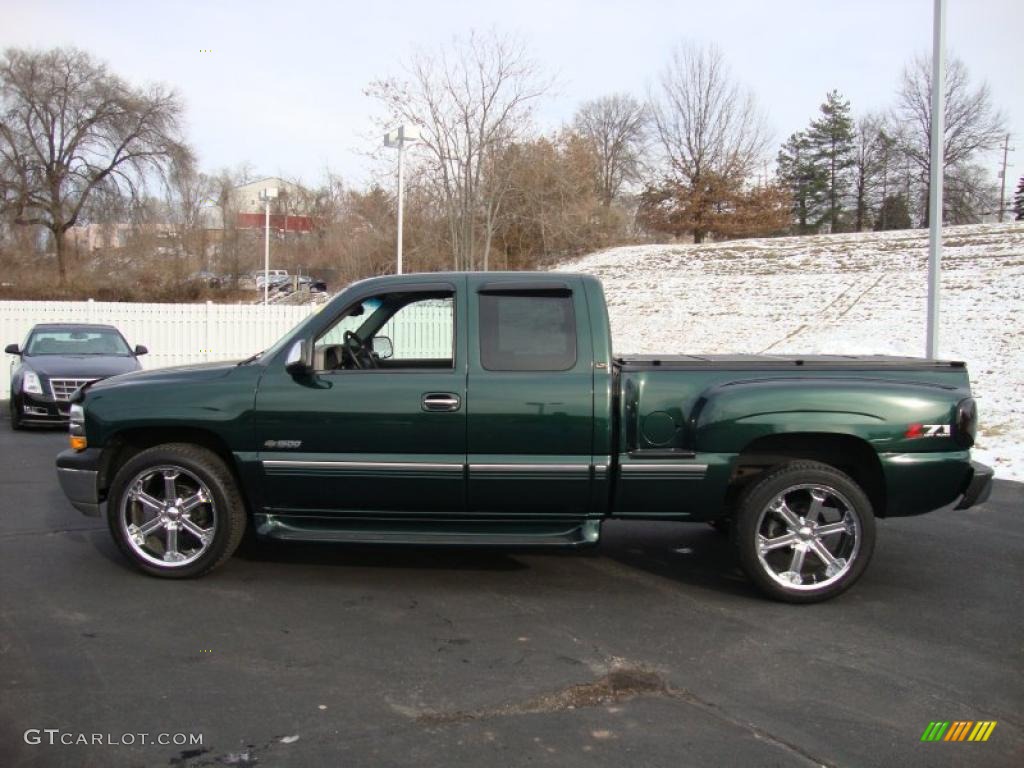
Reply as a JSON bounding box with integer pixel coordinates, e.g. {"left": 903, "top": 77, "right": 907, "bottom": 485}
{"left": 49, "top": 378, "right": 97, "bottom": 401}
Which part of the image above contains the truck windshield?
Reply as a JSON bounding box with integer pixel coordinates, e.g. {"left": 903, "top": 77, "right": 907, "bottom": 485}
{"left": 238, "top": 313, "right": 316, "bottom": 365}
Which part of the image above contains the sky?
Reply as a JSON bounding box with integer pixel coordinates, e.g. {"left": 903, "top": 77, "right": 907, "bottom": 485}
{"left": 3, "top": 0, "right": 1022, "bottom": 202}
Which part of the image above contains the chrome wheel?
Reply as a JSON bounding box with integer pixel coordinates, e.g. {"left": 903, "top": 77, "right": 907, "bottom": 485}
{"left": 755, "top": 484, "right": 860, "bottom": 592}
{"left": 119, "top": 465, "right": 217, "bottom": 568}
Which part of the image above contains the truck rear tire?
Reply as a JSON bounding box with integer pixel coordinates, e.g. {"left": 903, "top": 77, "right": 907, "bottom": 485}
{"left": 106, "top": 443, "right": 247, "bottom": 578}
{"left": 732, "top": 461, "right": 875, "bottom": 603}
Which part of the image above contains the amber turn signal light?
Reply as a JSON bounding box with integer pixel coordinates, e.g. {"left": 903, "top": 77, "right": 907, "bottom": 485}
{"left": 69, "top": 435, "right": 88, "bottom": 451}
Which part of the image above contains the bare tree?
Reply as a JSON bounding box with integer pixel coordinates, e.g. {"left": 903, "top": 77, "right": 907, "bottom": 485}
{"left": 164, "top": 163, "right": 216, "bottom": 268}
{"left": 573, "top": 93, "right": 648, "bottom": 207}
{"left": 0, "top": 47, "right": 191, "bottom": 284}
{"left": 367, "top": 30, "right": 549, "bottom": 270}
{"left": 850, "top": 115, "right": 885, "bottom": 231}
{"left": 490, "top": 131, "right": 615, "bottom": 268}
{"left": 944, "top": 162, "right": 997, "bottom": 224}
{"left": 210, "top": 165, "right": 253, "bottom": 282}
{"left": 872, "top": 122, "right": 904, "bottom": 226}
{"left": 896, "top": 54, "right": 1005, "bottom": 225}
{"left": 649, "top": 42, "right": 771, "bottom": 242}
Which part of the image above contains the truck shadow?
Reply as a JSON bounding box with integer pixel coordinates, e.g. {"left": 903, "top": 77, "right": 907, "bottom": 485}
{"left": 229, "top": 520, "right": 754, "bottom": 598}
{"left": 86, "top": 511, "right": 752, "bottom": 596}
{"left": 233, "top": 537, "right": 532, "bottom": 572}
{"left": 597, "top": 521, "right": 755, "bottom": 599}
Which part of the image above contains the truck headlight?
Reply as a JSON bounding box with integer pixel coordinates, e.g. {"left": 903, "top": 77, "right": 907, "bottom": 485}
{"left": 69, "top": 403, "right": 87, "bottom": 451}
{"left": 23, "top": 370, "right": 43, "bottom": 395}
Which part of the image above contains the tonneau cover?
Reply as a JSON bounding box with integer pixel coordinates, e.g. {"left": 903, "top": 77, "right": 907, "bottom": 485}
{"left": 615, "top": 354, "right": 966, "bottom": 370}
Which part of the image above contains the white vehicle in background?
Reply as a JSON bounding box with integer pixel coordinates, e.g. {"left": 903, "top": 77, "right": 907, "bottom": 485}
{"left": 253, "top": 271, "right": 328, "bottom": 294}
{"left": 254, "top": 270, "right": 289, "bottom": 290}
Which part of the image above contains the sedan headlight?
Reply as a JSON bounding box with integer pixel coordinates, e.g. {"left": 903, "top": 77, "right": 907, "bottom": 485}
{"left": 22, "top": 370, "right": 43, "bottom": 395}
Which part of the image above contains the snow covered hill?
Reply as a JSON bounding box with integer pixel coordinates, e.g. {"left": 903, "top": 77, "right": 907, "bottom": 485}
{"left": 555, "top": 222, "right": 1024, "bottom": 482}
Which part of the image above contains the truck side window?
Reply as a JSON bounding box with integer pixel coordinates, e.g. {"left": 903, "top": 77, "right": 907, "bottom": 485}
{"left": 379, "top": 297, "right": 454, "bottom": 364}
{"left": 479, "top": 293, "right": 576, "bottom": 371}
{"left": 316, "top": 292, "right": 454, "bottom": 370}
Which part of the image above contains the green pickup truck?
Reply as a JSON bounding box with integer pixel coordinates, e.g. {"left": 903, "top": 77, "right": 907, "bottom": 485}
{"left": 56, "top": 272, "right": 993, "bottom": 602}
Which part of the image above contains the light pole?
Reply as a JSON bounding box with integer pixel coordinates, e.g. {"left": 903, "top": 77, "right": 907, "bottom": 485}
{"left": 259, "top": 187, "right": 278, "bottom": 305}
{"left": 996, "top": 134, "right": 1014, "bottom": 222}
{"left": 925, "top": 0, "right": 946, "bottom": 360}
{"left": 384, "top": 125, "right": 419, "bottom": 274}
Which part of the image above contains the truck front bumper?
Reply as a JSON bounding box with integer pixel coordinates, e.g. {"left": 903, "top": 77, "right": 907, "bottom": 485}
{"left": 55, "top": 448, "right": 104, "bottom": 517}
{"left": 954, "top": 460, "right": 994, "bottom": 510}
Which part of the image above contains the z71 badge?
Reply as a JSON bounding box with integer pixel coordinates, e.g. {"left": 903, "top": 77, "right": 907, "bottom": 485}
{"left": 905, "top": 423, "right": 951, "bottom": 438}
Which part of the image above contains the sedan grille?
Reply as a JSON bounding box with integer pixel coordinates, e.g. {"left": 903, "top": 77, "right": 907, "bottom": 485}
{"left": 49, "top": 378, "right": 97, "bottom": 402}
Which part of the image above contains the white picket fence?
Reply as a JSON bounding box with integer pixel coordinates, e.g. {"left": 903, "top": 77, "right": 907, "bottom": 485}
{"left": 380, "top": 304, "right": 452, "bottom": 359}
{"left": 1, "top": 298, "right": 452, "bottom": 399}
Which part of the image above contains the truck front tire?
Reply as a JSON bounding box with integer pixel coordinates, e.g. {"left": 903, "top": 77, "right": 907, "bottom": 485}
{"left": 733, "top": 461, "right": 876, "bottom": 603}
{"left": 106, "top": 443, "right": 247, "bottom": 578}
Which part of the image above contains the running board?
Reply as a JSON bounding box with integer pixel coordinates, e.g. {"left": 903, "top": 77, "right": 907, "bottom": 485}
{"left": 253, "top": 514, "right": 601, "bottom": 548}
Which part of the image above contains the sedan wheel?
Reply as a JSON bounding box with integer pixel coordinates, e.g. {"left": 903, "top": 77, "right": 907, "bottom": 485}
{"left": 734, "top": 461, "right": 875, "bottom": 603}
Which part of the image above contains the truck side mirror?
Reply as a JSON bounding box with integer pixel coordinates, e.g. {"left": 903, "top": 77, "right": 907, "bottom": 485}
{"left": 134, "top": 344, "right": 148, "bottom": 356}
{"left": 371, "top": 336, "right": 393, "bottom": 360}
{"left": 285, "top": 339, "right": 312, "bottom": 374}
{"left": 4, "top": 344, "right": 19, "bottom": 355}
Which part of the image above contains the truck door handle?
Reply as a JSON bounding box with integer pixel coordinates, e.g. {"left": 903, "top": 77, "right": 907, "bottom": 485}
{"left": 422, "top": 393, "right": 461, "bottom": 412}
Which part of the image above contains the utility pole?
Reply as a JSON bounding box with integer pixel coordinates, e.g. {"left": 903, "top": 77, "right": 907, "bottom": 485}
{"left": 397, "top": 142, "right": 405, "bottom": 274}
{"left": 259, "top": 187, "right": 278, "bottom": 307}
{"left": 384, "top": 125, "right": 420, "bottom": 275}
{"left": 905, "top": 155, "right": 912, "bottom": 205}
{"left": 996, "top": 134, "right": 1014, "bottom": 222}
{"left": 264, "top": 197, "right": 270, "bottom": 305}
{"left": 925, "top": 0, "right": 945, "bottom": 360}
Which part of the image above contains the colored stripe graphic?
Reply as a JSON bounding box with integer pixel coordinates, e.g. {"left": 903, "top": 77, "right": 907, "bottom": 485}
{"left": 921, "top": 722, "right": 949, "bottom": 741}
{"left": 969, "top": 722, "right": 997, "bottom": 742}
{"left": 921, "top": 720, "right": 996, "bottom": 742}
{"left": 944, "top": 721, "right": 970, "bottom": 741}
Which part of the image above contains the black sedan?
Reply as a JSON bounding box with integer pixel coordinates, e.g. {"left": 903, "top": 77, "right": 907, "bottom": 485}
{"left": 5, "top": 323, "right": 147, "bottom": 429}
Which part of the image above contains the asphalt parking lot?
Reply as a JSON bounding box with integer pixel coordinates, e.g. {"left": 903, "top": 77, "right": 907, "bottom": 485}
{"left": 0, "top": 413, "right": 1020, "bottom": 768}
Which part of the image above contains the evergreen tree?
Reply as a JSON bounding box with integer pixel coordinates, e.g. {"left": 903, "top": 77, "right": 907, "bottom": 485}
{"left": 1014, "top": 175, "right": 1024, "bottom": 221}
{"left": 776, "top": 131, "right": 827, "bottom": 233}
{"left": 873, "top": 195, "right": 912, "bottom": 231}
{"left": 807, "top": 90, "right": 855, "bottom": 232}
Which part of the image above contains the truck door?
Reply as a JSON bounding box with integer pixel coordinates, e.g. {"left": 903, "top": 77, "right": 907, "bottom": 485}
{"left": 466, "top": 278, "right": 594, "bottom": 515}
{"left": 254, "top": 280, "right": 467, "bottom": 516}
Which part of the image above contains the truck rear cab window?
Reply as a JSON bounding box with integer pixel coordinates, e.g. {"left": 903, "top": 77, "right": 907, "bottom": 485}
{"left": 479, "top": 292, "right": 576, "bottom": 371}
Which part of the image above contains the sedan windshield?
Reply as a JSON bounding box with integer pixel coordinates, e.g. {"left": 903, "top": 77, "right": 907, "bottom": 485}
{"left": 26, "top": 329, "right": 131, "bottom": 356}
